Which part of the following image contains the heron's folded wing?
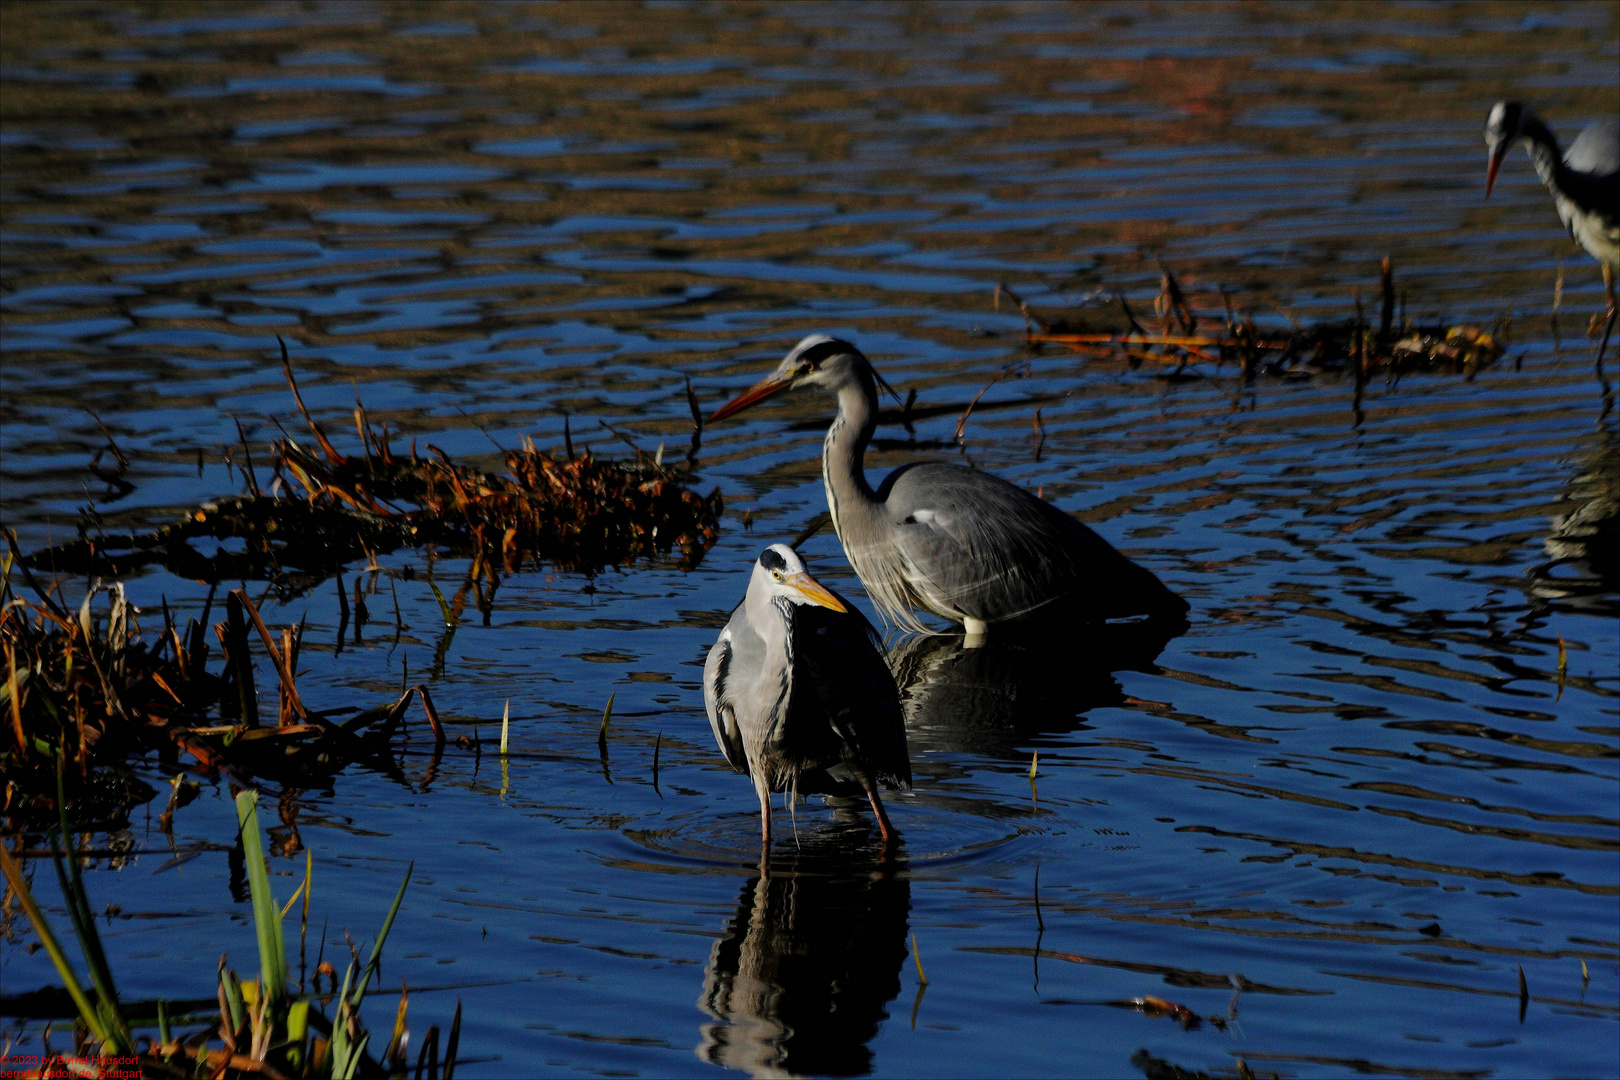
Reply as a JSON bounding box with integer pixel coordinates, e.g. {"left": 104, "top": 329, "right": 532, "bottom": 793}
{"left": 885, "top": 464, "right": 1138, "bottom": 621}
{"left": 703, "top": 633, "right": 749, "bottom": 774}
{"left": 794, "top": 607, "right": 912, "bottom": 790}
{"left": 1564, "top": 117, "right": 1619, "bottom": 180}
{"left": 1561, "top": 120, "right": 1620, "bottom": 226}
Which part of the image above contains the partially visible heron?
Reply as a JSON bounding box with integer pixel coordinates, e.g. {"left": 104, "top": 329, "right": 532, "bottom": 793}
{"left": 1484, "top": 100, "right": 1619, "bottom": 316}
{"left": 704, "top": 543, "right": 910, "bottom": 847}
{"left": 709, "top": 335, "right": 1189, "bottom": 637}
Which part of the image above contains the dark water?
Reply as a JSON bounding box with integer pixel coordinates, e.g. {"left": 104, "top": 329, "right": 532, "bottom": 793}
{"left": 2, "top": 3, "right": 1617, "bottom": 1077}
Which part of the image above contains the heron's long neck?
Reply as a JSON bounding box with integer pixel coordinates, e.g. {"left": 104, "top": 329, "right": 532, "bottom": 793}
{"left": 743, "top": 589, "right": 793, "bottom": 740}
{"left": 746, "top": 589, "right": 791, "bottom": 658}
{"left": 822, "top": 376, "right": 880, "bottom": 543}
{"left": 1518, "top": 116, "right": 1570, "bottom": 194}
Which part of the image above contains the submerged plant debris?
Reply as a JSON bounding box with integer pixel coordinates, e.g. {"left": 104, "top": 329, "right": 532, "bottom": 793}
{"left": 0, "top": 564, "right": 445, "bottom": 824}
{"left": 24, "top": 345, "right": 724, "bottom": 585}
{"left": 998, "top": 257, "right": 1507, "bottom": 381}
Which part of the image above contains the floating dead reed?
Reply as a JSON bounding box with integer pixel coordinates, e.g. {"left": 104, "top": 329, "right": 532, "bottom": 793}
{"left": 25, "top": 342, "right": 723, "bottom": 585}
{"left": 997, "top": 258, "right": 1506, "bottom": 381}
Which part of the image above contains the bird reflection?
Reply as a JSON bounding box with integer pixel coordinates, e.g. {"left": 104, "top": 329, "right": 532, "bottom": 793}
{"left": 1530, "top": 436, "right": 1619, "bottom": 615}
{"left": 888, "top": 620, "right": 1181, "bottom": 758}
{"left": 697, "top": 842, "right": 909, "bottom": 1077}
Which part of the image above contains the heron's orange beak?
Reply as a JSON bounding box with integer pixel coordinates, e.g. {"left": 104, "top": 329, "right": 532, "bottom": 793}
{"left": 787, "top": 571, "right": 847, "bottom": 613}
{"left": 1485, "top": 144, "right": 1507, "bottom": 198}
{"left": 708, "top": 373, "right": 793, "bottom": 424}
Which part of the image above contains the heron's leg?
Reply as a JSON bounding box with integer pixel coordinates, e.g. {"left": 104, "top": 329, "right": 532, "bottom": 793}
{"left": 855, "top": 772, "right": 899, "bottom": 844}
{"left": 1595, "top": 265, "right": 1617, "bottom": 374}
{"left": 1595, "top": 304, "right": 1616, "bottom": 374}
{"left": 754, "top": 774, "right": 772, "bottom": 848}
{"left": 1599, "top": 264, "right": 1617, "bottom": 364}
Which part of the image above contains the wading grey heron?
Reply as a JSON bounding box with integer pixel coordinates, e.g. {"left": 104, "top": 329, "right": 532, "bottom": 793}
{"left": 703, "top": 543, "right": 910, "bottom": 847}
{"left": 1484, "top": 101, "right": 1619, "bottom": 315}
{"left": 708, "top": 335, "right": 1189, "bottom": 636}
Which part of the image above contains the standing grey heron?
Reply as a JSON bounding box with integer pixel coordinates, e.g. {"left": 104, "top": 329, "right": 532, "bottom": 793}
{"left": 1484, "top": 100, "right": 1619, "bottom": 316}
{"left": 704, "top": 543, "right": 910, "bottom": 847}
{"left": 708, "top": 335, "right": 1189, "bottom": 636}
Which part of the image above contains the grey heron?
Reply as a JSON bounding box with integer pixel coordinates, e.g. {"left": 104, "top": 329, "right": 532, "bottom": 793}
{"left": 708, "top": 335, "right": 1190, "bottom": 636}
{"left": 1484, "top": 101, "right": 1619, "bottom": 315}
{"left": 704, "top": 543, "right": 910, "bottom": 846}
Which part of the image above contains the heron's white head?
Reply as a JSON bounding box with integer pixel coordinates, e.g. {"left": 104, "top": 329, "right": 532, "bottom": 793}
{"left": 1484, "top": 100, "right": 1524, "bottom": 197}
{"left": 708, "top": 335, "right": 899, "bottom": 423}
{"left": 750, "top": 543, "right": 847, "bottom": 612}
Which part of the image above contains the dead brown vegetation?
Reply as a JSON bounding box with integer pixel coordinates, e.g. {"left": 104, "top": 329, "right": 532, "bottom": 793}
{"left": 999, "top": 257, "right": 1506, "bottom": 381}
{"left": 1, "top": 560, "right": 444, "bottom": 825}
{"left": 24, "top": 344, "right": 724, "bottom": 585}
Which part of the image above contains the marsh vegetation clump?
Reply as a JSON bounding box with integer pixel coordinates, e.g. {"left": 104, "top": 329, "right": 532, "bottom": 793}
{"left": 0, "top": 563, "right": 443, "bottom": 824}
{"left": 25, "top": 344, "right": 724, "bottom": 585}
{"left": 1000, "top": 257, "right": 1507, "bottom": 381}
{"left": 5, "top": 348, "right": 723, "bottom": 821}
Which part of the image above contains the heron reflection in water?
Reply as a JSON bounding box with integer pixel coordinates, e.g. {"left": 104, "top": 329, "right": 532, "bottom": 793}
{"left": 1530, "top": 436, "right": 1619, "bottom": 615}
{"left": 889, "top": 620, "right": 1180, "bottom": 758}
{"left": 697, "top": 843, "right": 909, "bottom": 1077}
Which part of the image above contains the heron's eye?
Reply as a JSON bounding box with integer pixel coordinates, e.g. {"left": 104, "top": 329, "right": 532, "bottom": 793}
{"left": 771, "top": 569, "right": 783, "bottom": 581}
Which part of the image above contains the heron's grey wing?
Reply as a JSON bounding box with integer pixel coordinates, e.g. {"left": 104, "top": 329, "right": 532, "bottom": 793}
{"left": 1560, "top": 117, "right": 1620, "bottom": 261}
{"left": 703, "top": 622, "right": 749, "bottom": 775}
{"left": 881, "top": 463, "right": 1186, "bottom": 623}
{"left": 791, "top": 603, "right": 912, "bottom": 790}
{"left": 1565, "top": 116, "right": 1619, "bottom": 178}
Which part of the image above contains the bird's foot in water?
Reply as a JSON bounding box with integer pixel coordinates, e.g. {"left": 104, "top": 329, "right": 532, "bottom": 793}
{"left": 866, "top": 788, "right": 901, "bottom": 848}
{"left": 1593, "top": 305, "right": 1617, "bottom": 370}
{"left": 961, "top": 616, "right": 989, "bottom": 648}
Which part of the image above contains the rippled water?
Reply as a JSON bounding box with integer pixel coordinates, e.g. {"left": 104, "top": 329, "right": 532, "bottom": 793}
{"left": 2, "top": 3, "right": 1617, "bottom": 1077}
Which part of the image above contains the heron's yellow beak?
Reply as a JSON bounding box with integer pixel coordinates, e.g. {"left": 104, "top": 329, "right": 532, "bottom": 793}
{"left": 709, "top": 372, "right": 793, "bottom": 423}
{"left": 787, "top": 571, "right": 847, "bottom": 613}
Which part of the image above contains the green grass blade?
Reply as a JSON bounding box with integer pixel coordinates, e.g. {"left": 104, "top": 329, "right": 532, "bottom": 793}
{"left": 0, "top": 846, "right": 110, "bottom": 1046}
{"left": 52, "top": 768, "right": 130, "bottom": 1051}
{"left": 443, "top": 999, "right": 462, "bottom": 1080}
{"left": 221, "top": 963, "right": 247, "bottom": 1035}
{"left": 48, "top": 844, "right": 105, "bottom": 1002}
{"left": 234, "top": 790, "right": 288, "bottom": 1007}
{"left": 55, "top": 769, "right": 117, "bottom": 998}
{"left": 335, "top": 1029, "right": 370, "bottom": 1080}
{"left": 329, "top": 961, "right": 357, "bottom": 1068}
{"left": 353, "top": 862, "right": 413, "bottom": 1007}
{"left": 428, "top": 581, "right": 454, "bottom": 626}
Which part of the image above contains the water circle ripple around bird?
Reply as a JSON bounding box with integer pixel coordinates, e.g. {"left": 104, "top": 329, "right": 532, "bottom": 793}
{"left": 618, "top": 795, "right": 1041, "bottom": 871}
